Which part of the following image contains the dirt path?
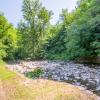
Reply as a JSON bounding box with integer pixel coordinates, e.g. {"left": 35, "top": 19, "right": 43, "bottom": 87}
{"left": 0, "top": 80, "right": 6, "bottom": 100}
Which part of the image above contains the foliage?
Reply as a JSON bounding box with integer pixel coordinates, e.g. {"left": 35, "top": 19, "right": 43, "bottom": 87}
{"left": 44, "top": 25, "right": 67, "bottom": 60}
{"left": 17, "top": 0, "right": 52, "bottom": 59}
{"left": 25, "top": 67, "right": 44, "bottom": 78}
{"left": 0, "top": 0, "right": 99, "bottom": 61}
{"left": 64, "top": 0, "right": 100, "bottom": 59}
{"left": 0, "top": 14, "right": 18, "bottom": 60}
{"left": 44, "top": 0, "right": 100, "bottom": 60}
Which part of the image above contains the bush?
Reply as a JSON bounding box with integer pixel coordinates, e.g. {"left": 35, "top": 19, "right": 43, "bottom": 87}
{"left": 25, "top": 67, "right": 44, "bottom": 79}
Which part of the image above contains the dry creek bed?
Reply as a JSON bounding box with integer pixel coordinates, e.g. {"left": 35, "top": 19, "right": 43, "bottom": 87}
{"left": 7, "top": 61, "right": 100, "bottom": 96}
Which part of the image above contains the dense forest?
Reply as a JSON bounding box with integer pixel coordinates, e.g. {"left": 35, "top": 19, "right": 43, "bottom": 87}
{"left": 0, "top": 0, "right": 100, "bottom": 61}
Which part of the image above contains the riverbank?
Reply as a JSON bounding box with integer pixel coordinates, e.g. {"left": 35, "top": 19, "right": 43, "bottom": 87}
{"left": 7, "top": 60, "right": 100, "bottom": 96}
{"left": 1, "top": 62, "right": 99, "bottom": 100}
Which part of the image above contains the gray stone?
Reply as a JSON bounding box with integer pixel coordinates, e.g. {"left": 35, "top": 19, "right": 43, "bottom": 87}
{"left": 7, "top": 60, "right": 100, "bottom": 96}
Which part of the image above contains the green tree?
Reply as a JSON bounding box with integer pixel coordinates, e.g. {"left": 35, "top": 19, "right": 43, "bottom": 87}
{"left": 18, "top": 0, "right": 52, "bottom": 59}
{"left": 64, "top": 0, "right": 100, "bottom": 59}
{"left": 44, "top": 0, "right": 100, "bottom": 60}
{"left": 0, "top": 14, "right": 18, "bottom": 60}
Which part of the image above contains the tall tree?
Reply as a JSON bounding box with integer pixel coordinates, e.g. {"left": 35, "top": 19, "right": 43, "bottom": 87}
{"left": 44, "top": 0, "right": 100, "bottom": 60}
{"left": 18, "top": 0, "right": 52, "bottom": 59}
{"left": 0, "top": 14, "right": 17, "bottom": 60}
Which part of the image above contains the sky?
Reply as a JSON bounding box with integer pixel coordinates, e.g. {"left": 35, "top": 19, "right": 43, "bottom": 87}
{"left": 0, "top": 0, "right": 77, "bottom": 27}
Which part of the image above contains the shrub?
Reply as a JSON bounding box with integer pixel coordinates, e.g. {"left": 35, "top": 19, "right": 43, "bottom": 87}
{"left": 25, "top": 67, "right": 44, "bottom": 79}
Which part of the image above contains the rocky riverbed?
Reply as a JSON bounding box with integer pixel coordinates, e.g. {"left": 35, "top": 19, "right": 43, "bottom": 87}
{"left": 7, "top": 61, "right": 100, "bottom": 96}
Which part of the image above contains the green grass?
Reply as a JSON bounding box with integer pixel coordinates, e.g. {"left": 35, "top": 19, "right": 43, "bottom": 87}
{"left": 0, "top": 61, "right": 16, "bottom": 80}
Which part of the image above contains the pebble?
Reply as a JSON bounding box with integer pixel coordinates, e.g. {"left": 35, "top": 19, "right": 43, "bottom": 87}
{"left": 7, "top": 61, "right": 100, "bottom": 96}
